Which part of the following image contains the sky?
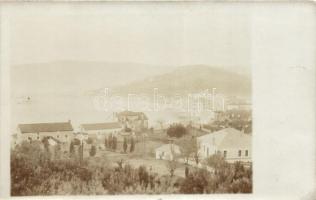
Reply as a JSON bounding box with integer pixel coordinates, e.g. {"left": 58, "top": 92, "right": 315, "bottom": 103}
{"left": 8, "top": 3, "right": 252, "bottom": 75}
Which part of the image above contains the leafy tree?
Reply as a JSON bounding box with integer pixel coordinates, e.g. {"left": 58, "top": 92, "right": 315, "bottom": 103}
{"left": 108, "top": 135, "right": 113, "bottom": 149}
{"left": 130, "top": 137, "right": 135, "bottom": 152}
{"left": 54, "top": 144, "right": 61, "bottom": 160}
{"left": 69, "top": 141, "right": 75, "bottom": 157}
{"left": 180, "top": 168, "right": 209, "bottom": 194}
{"left": 138, "top": 165, "right": 149, "bottom": 188}
{"left": 104, "top": 137, "right": 108, "bottom": 148}
{"left": 79, "top": 143, "right": 84, "bottom": 163}
{"left": 194, "top": 152, "right": 200, "bottom": 165}
{"left": 166, "top": 124, "right": 188, "bottom": 138}
{"left": 185, "top": 165, "right": 189, "bottom": 178}
{"left": 112, "top": 136, "right": 117, "bottom": 151}
{"left": 177, "top": 137, "right": 197, "bottom": 164}
{"left": 123, "top": 138, "right": 128, "bottom": 153}
{"left": 166, "top": 159, "right": 177, "bottom": 177}
{"left": 41, "top": 137, "right": 50, "bottom": 152}
{"left": 89, "top": 145, "right": 96, "bottom": 157}
{"left": 10, "top": 140, "right": 252, "bottom": 195}
{"left": 207, "top": 153, "right": 228, "bottom": 169}
{"left": 86, "top": 137, "right": 93, "bottom": 145}
{"left": 73, "top": 138, "right": 81, "bottom": 145}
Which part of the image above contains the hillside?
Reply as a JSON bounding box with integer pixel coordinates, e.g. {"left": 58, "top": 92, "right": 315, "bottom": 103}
{"left": 112, "top": 65, "right": 251, "bottom": 97}
{"left": 11, "top": 62, "right": 251, "bottom": 98}
{"left": 11, "top": 61, "right": 175, "bottom": 97}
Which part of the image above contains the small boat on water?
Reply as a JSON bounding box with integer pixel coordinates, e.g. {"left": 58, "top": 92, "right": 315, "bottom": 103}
{"left": 17, "top": 96, "right": 32, "bottom": 104}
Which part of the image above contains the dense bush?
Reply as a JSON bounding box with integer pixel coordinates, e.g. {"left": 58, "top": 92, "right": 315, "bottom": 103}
{"left": 107, "top": 135, "right": 118, "bottom": 151}
{"left": 166, "top": 124, "right": 188, "bottom": 138}
{"left": 123, "top": 138, "right": 128, "bottom": 153}
{"left": 204, "top": 154, "right": 252, "bottom": 193}
{"left": 11, "top": 142, "right": 181, "bottom": 195}
{"left": 180, "top": 168, "right": 209, "bottom": 193}
{"left": 86, "top": 137, "right": 93, "bottom": 145}
{"left": 130, "top": 137, "right": 135, "bottom": 152}
{"left": 89, "top": 145, "right": 96, "bottom": 157}
{"left": 180, "top": 163, "right": 252, "bottom": 193}
{"left": 11, "top": 142, "right": 252, "bottom": 195}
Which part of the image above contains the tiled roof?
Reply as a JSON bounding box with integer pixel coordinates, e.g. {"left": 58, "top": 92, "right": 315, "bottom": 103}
{"left": 81, "top": 122, "right": 122, "bottom": 131}
{"left": 197, "top": 128, "right": 251, "bottom": 149}
{"left": 18, "top": 122, "right": 73, "bottom": 134}
{"left": 118, "top": 111, "right": 148, "bottom": 120}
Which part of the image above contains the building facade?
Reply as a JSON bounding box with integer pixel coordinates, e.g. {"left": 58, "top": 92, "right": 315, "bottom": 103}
{"left": 17, "top": 121, "right": 74, "bottom": 144}
{"left": 116, "top": 111, "right": 148, "bottom": 132}
{"left": 80, "top": 122, "right": 123, "bottom": 139}
{"left": 197, "top": 128, "right": 251, "bottom": 163}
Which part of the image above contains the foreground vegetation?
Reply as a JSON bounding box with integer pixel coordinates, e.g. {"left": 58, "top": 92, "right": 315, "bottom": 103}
{"left": 11, "top": 141, "right": 252, "bottom": 195}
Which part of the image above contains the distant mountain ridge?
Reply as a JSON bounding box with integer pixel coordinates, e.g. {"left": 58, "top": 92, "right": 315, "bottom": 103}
{"left": 12, "top": 61, "right": 251, "bottom": 98}
{"left": 11, "top": 61, "right": 175, "bottom": 97}
{"left": 111, "top": 65, "right": 251, "bottom": 97}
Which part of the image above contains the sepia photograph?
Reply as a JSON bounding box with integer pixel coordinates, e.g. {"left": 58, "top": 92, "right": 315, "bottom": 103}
{"left": 7, "top": 3, "right": 253, "bottom": 196}
{"left": 0, "top": 1, "right": 315, "bottom": 200}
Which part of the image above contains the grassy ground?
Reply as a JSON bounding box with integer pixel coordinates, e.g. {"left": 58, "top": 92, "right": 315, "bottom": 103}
{"left": 83, "top": 127, "right": 208, "bottom": 178}
{"left": 87, "top": 149, "right": 186, "bottom": 178}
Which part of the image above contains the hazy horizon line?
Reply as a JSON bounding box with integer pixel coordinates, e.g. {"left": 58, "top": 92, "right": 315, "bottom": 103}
{"left": 12, "top": 59, "right": 251, "bottom": 76}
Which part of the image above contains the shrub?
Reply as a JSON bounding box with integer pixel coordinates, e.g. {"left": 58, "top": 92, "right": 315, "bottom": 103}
{"left": 123, "top": 138, "right": 128, "bottom": 153}
{"left": 180, "top": 169, "right": 209, "bottom": 194}
{"left": 89, "top": 145, "right": 96, "bottom": 157}
{"left": 130, "top": 137, "right": 135, "bottom": 152}
{"left": 167, "top": 124, "right": 188, "bottom": 138}
{"left": 11, "top": 141, "right": 252, "bottom": 195}
{"left": 206, "top": 154, "right": 228, "bottom": 169}
{"left": 86, "top": 137, "right": 93, "bottom": 145}
{"left": 112, "top": 136, "right": 117, "bottom": 150}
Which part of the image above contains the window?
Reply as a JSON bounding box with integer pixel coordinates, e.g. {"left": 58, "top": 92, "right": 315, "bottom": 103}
{"left": 245, "top": 150, "right": 248, "bottom": 157}
{"left": 238, "top": 150, "right": 241, "bottom": 157}
{"left": 224, "top": 150, "right": 227, "bottom": 158}
{"left": 57, "top": 135, "right": 59, "bottom": 138}
{"left": 37, "top": 136, "right": 40, "bottom": 140}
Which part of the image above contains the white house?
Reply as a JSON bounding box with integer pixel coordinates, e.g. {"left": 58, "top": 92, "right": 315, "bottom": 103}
{"left": 155, "top": 143, "right": 181, "bottom": 161}
{"left": 17, "top": 121, "right": 74, "bottom": 143}
{"left": 197, "top": 128, "right": 251, "bottom": 163}
{"left": 80, "top": 122, "right": 123, "bottom": 139}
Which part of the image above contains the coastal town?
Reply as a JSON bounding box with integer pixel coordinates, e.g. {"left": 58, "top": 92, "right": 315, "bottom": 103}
{"left": 11, "top": 97, "right": 252, "bottom": 195}
{"left": 9, "top": 4, "right": 253, "bottom": 195}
